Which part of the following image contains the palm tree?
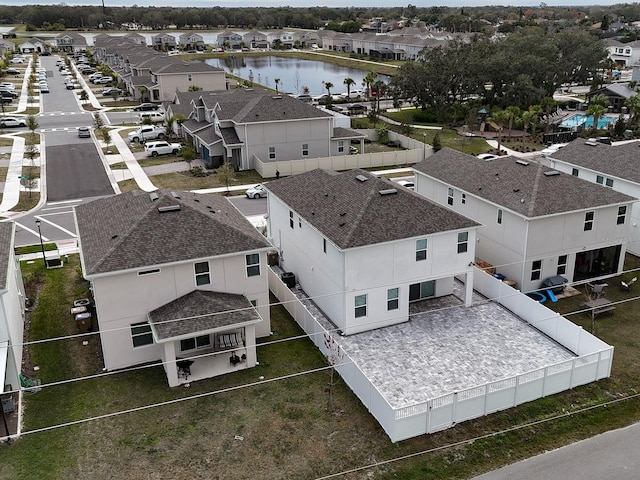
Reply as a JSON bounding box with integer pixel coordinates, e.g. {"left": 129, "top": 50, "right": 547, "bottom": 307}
{"left": 364, "top": 71, "right": 377, "bottom": 100}
{"left": 324, "top": 81, "right": 333, "bottom": 97}
{"left": 586, "top": 94, "right": 608, "bottom": 132}
{"left": 505, "top": 106, "right": 521, "bottom": 142}
{"left": 164, "top": 115, "right": 176, "bottom": 140}
{"left": 274, "top": 78, "right": 281, "bottom": 95}
{"left": 626, "top": 94, "right": 640, "bottom": 126}
{"left": 488, "top": 109, "right": 510, "bottom": 154}
{"left": 521, "top": 110, "right": 535, "bottom": 148}
{"left": 343, "top": 77, "right": 355, "bottom": 98}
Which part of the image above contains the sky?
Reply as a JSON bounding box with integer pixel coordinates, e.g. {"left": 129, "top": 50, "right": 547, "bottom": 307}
{"left": 0, "top": 1, "right": 626, "bottom": 7}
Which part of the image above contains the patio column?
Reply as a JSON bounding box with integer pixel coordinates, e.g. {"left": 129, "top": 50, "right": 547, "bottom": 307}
{"left": 164, "top": 342, "right": 180, "bottom": 387}
{"left": 465, "top": 269, "right": 474, "bottom": 307}
{"left": 244, "top": 325, "right": 258, "bottom": 367}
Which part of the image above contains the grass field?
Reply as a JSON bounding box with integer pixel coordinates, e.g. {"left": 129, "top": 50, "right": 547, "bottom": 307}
{"left": 1, "top": 254, "right": 639, "bottom": 479}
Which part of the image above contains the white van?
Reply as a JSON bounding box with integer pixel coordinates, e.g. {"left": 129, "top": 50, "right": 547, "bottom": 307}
{"left": 139, "top": 111, "right": 165, "bottom": 123}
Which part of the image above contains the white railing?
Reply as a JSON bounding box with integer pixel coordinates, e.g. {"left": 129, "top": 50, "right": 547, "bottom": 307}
{"left": 268, "top": 268, "right": 614, "bottom": 442}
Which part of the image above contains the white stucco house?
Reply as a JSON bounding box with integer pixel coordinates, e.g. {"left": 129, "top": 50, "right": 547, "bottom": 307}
{"left": 74, "top": 190, "right": 273, "bottom": 387}
{"left": 176, "top": 88, "right": 365, "bottom": 170}
{"left": 0, "top": 222, "right": 26, "bottom": 397}
{"left": 413, "top": 148, "right": 636, "bottom": 293}
{"left": 548, "top": 138, "right": 640, "bottom": 257}
{"left": 265, "top": 168, "right": 481, "bottom": 335}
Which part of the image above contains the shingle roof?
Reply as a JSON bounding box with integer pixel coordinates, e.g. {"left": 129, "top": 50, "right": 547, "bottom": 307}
{"left": 196, "top": 124, "right": 222, "bottom": 145}
{"left": 219, "top": 127, "right": 240, "bottom": 145}
{"left": 413, "top": 148, "right": 634, "bottom": 217}
{"left": 154, "top": 61, "right": 223, "bottom": 74}
{"left": 181, "top": 118, "right": 209, "bottom": 133}
{"left": 0, "top": 222, "right": 13, "bottom": 290}
{"left": 149, "top": 290, "right": 260, "bottom": 340}
{"left": 75, "top": 190, "right": 271, "bottom": 276}
{"left": 266, "top": 169, "right": 479, "bottom": 250}
{"left": 551, "top": 138, "right": 640, "bottom": 184}
{"left": 332, "top": 127, "right": 365, "bottom": 139}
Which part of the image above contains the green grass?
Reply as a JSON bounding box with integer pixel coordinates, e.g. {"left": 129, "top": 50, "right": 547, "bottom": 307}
{"left": 110, "top": 155, "right": 182, "bottom": 170}
{"left": 118, "top": 169, "right": 264, "bottom": 193}
{"left": 15, "top": 243, "right": 57, "bottom": 255}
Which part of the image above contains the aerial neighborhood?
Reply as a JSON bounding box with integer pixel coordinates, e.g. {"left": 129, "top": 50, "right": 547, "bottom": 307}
{"left": 1, "top": 3, "right": 640, "bottom": 478}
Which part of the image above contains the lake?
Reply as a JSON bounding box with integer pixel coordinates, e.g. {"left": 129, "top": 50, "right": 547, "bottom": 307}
{"left": 206, "top": 56, "right": 391, "bottom": 96}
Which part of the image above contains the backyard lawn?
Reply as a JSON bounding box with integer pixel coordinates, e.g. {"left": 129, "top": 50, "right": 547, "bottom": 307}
{"left": 1, "top": 254, "right": 640, "bottom": 479}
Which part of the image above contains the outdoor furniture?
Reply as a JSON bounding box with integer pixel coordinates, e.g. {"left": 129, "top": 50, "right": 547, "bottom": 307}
{"left": 580, "top": 298, "right": 615, "bottom": 317}
{"left": 587, "top": 282, "right": 608, "bottom": 298}
{"left": 621, "top": 277, "right": 637, "bottom": 291}
{"left": 176, "top": 360, "right": 194, "bottom": 380}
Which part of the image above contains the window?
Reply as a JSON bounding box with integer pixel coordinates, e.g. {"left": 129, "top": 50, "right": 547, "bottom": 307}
{"left": 531, "top": 260, "right": 542, "bottom": 281}
{"left": 289, "top": 210, "right": 294, "bottom": 229}
{"left": 557, "top": 255, "right": 567, "bottom": 275}
{"left": 447, "top": 187, "right": 454, "bottom": 206}
{"left": 606, "top": 178, "right": 613, "bottom": 187}
{"left": 617, "top": 206, "right": 627, "bottom": 225}
{"left": 323, "top": 238, "right": 327, "bottom": 253}
{"left": 246, "top": 253, "right": 260, "bottom": 277}
{"left": 338, "top": 140, "right": 344, "bottom": 153}
{"left": 584, "top": 211, "right": 594, "bottom": 231}
{"left": 302, "top": 143, "right": 309, "bottom": 156}
{"left": 409, "top": 281, "right": 435, "bottom": 301}
{"left": 596, "top": 176, "right": 613, "bottom": 187}
{"left": 138, "top": 268, "right": 160, "bottom": 276}
{"left": 572, "top": 168, "right": 578, "bottom": 177}
{"left": 180, "top": 334, "right": 211, "bottom": 352}
{"left": 268, "top": 146, "right": 276, "bottom": 160}
{"left": 194, "top": 261, "right": 210, "bottom": 286}
{"left": 416, "top": 238, "right": 427, "bottom": 261}
{"left": 596, "top": 175, "right": 604, "bottom": 184}
{"left": 387, "top": 288, "right": 399, "bottom": 311}
{"left": 497, "top": 209, "right": 503, "bottom": 225}
{"left": 131, "top": 322, "right": 153, "bottom": 348}
{"left": 354, "top": 294, "right": 367, "bottom": 318}
{"left": 457, "top": 232, "right": 468, "bottom": 253}
{"left": 187, "top": 74, "right": 192, "bottom": 81}
{"left": 461, "top": 193, "right": 466, "bottom": 205}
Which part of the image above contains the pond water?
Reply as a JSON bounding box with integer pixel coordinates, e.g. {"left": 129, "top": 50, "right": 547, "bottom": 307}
{"left": 206, "top": 56, "right": 391, "bottom": 96}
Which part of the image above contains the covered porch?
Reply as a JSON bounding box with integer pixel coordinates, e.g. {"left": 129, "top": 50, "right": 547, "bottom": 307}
{"left": 148, "top": 290, "right": 263, "bottom": 387}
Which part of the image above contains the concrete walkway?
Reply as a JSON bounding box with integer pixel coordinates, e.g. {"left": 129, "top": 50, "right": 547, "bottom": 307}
{"left": 0, "top": 135, "right": 27, "bottom": 218}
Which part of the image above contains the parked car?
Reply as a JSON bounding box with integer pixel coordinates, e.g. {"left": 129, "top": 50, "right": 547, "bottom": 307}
{"left": 476, "top": 153, "right": 500, "bottom": 161}
{"left": 293, "top": 94, "right": 312, "bottom": 103}
{"left": 0, "top": 97, "right": 12, "bottom": 105}
{"left": 0, "top": 117, "right": 26, "bottom": 127}
{"left": 540, "top": 143, "right": 568, "bottom": 157}
{"left": 340, "top": 89, "right": 364, "bottom": 99}
{"left": 312, "top": 93, "right": 330, "bottom": 103}
{"left": 102, "top": 87, "right": 123, "bottom": 96}
{"left": 88, "top": 72, "right": 103, "bottom": 81}
{"left": 144, "top": 140, "right": 181, "bottom": 157}
{"left": 139, "top": 111, "right": 165, "bottom": 123}
{"left": 39, "top": 85, "right": 50, "bottom": 93}
{"left": 127, "top": 125, "right": 166, "bottom": 143}
{"left": 0, "top": 91, "right": 18, "bottom": 99}
{"left": 10, "top": 57, "right": 25, "bottom": 64}
{"left": 77, "top": 126, "right": 91, "bottom": 138}
{"left": 95, "top": 76, "right": 114, "bottom": 84}
{"left": 132, "top": 103, "right": 160, "bottom": 112}
{"left": 245, "top": 184, "right": 268, "bottom": 199}
{"left": 5, "top": 68, "right": 19, "bottom": 75}
{"left": 395, "top": 179, "right": 415, "bottom": 190}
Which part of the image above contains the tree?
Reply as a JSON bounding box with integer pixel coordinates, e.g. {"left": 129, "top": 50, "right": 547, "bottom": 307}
{"left": 110, "top": 89, "right": 120, "bottom": 107}
{"left": 139, "top": 86, "right": 148, "bottom": 103}
{"left": 488, "top": 109, "right": 509, "bottom": 153}
{"left": 100, "top": 126, "right": 112, "bottom": 153}
{"left": 343, "top": 77, "right": 355, "bottom": 98}
{"left": 363, "top": 71, "right": 377, "bottom": 100}
{"left": 521, "top": 110, "right": 535, "bottom": 148}
{"left": 505, "top": 106, "right": 521, "bottom": 142}
{"left": 626, "top": 94, "right": 640, "bottom": 126}
{"left": 324, "top": 81, "right": 333, "bottom": 97}
{"left": 188, "top": 85, "right": 202, "bottom": 92}
{"left": 164, "top": 115, "right": 176, "bottom": 140}
{"left": 432, "top": 133, "right": 442, "bottom": 152}
{"left": 79, "top": 89, "right": 89, "bottom": 106}
{"left": 180, "top": 144, "right": 196, "bottom": 169}
{"left": 323, "top": 333, "right": 344, "bottom": 413}
{"left": 218, "top": 161, "right": 235, "bottom": 194}
{"left": 274, "top": 78, "right": 280, "bottom": 94}
{"left": 586, "top": 94, "right": 608, "bottom": 132}
{"left": 26, "top": 115, "right": 38, "bottom": 144}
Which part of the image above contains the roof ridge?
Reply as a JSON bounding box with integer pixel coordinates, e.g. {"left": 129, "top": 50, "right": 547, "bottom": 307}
{"left": 341, "top": 177, "right": 379, "bottom": 247}
{"left": 527, "top": 163, "right": 544, "bottom": 217}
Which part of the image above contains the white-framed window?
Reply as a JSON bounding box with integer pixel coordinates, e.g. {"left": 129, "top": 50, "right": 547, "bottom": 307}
{"left": 338, "top": 140, "right": 344, "bottom": 153}
{"left": 617, "top": 205, "right": 627, "bottom": 225}
{"left": 461, "top": 193, "right": 466, "bottom": 205}
{"left": 557, "top": 255, "right": 567, "bottom": 275}
{"left": 416, "top": 238, "right": 427, "bottom": 261}
{"left": 138, "top": 268, "right": 160, "bottom": 276}
{"left": 447, "top": 187, "right": 454, "bottom": 206}
{"left": 355, "top": 294, "right": 367, "bottom": 318}
{"left": 323, "top": 238, "right": 327, "bottom": 253}
{"left": 180, "top": 334, "right": 211, "bottom": 352}
{"left": 246, "top": 253, "right": 260, "bottom": 277}
{"left": 131, "top": 322, "right": 153, "bottom": 348}
{"left": 584, "top": 211, "right": 594, "bottom": 231}
{"left": 497, "top": 209, "right": 503, "bottom": 225}
{"left": 289, "top": 210, "right": 294, "bottom": 229}
{"left": 268, "top": 146, "right": 276, "bottom": 160}
{"left": 457, "top": 232, "right": 468, "bottom": 253}
{"left": 531, "top": 259, "right": 542, "bottom": 281}
{"left": 572, "top": 168, "right": 579, "bottom": 177}
{"left": 194, "top": 261, "right": 210, "bottom": 286}
{"left": 302, "top": 143, "right": 309, "bottom": 156}
{"left": 387, "top": 288, "right": 399, "bottom": 311}
{"left": 606, "top": 178, "right": 613, "bottom": 187}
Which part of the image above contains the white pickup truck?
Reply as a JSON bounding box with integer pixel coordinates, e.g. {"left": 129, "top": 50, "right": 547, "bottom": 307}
{"left": 127, "top": 126, "right": 166, "bottom": 143}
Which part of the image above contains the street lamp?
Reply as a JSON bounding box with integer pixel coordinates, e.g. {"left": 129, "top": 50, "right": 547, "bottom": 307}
{"left": 423, "top": 131, "right": 427, "bottom": 159}
{"left": 35, "top": 218, "right": 46, "bottom": 268}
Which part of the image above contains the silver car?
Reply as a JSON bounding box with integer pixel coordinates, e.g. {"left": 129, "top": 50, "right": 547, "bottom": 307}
{"left": 245, "top": 184, "right": 268, "bottom": 199}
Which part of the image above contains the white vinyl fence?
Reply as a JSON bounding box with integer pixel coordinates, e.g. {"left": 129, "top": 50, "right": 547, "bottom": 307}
{"left": 268, "top": 267, "right": 613, "bottom": 442}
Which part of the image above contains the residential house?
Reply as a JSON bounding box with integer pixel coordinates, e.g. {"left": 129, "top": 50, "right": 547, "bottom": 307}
{"left": 413, "top": 148, "right": 635, "bottom": 293}
{"left": 604, "top": 38, "right": 640, "bottom": 67}
{"left": 74, "top": 190, "right": 273, "bottom": 387}
{"left": 216, "top": 30, "right": 243, "bottom": 50}
{"left": 176, "top": 88, "right": 364, "bottom": 170}
{"left": 19, "top": 37, "right": 50, "bottom": 54}
{"left": 265, "top": 169, "right": 480, "bottom": 336}
{"left": 55, "top": 32, "right": 88, "bottom": 53}
{"left": 147, "top": 60, "right": 225, "bottom": 102}
{"left": 124, "top": 32, "right": 146, "bottom": 46}
{"left": 585, "top": 84, "right": 636, "bottom": 113}
{"left": 0, "top": 222, "right": 26, "bottom": 399}
{"left": 242, "top": 30, "right": 268, "bottom": 49}
{"left": 548, "top": 138, "right": 640, "bottom": 257}
{"left": 0, "top": 39, "right": 15, "bottom": 55}
{"left": 151, "top": 33, "right": 177, "bottom": 51}
{"left": 178, "top": 32, "right": 205, "bottom": 51}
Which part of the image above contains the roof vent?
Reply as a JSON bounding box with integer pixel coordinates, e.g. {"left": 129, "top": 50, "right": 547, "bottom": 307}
{"left": 379, "top": 188, "right": 398, "bottom": 196}
{"left": 513, "top": 188, "right": 520, "bottom": 192}
{"left": 543, "top": 170, "right": 560, "bottom": 177}
{"left": 355, "top": 174, "right": 368, "bottom": 182}
{"left": 339, "top": 222, "right": 346, "bottom": 227}
{"left": 171, "top": 191, "right": 181, "bottom": 199}
{"left": 585, "top": 140, "right": 599, "bottom": 146}
{"left": 272, "top": 95, "right": 282, "bottom": 99}
{"left": 516, "top": 160, "right": 529, "bottom": 166}
{"left": 158, "top": 205, "right": 181, "bottom": 213}
{"left": 149, "top": 192, "right": 159, "bottom": 201}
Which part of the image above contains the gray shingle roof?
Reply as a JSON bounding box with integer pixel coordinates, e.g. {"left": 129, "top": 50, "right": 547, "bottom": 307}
{"left": 154, "top": 61, "right": 223, "bottom": 74}
{"left": 551, "top": 138, "right": 640, "bottom": 184}
{"left": 75, "top": 190, "right": 271, "bottom": 276}
{"left": 332, "top": 127, "right": 365, "bottom": 139}
{"left": 149, "top": 290, "right": 260, "bottom": 340}
{"left": 219, "top": 127, "right": 240, "bottom": 145}
{"left": 413, "top": 148, "right": 635, "bottom": 217}
{"left": 266, "top": 169, "right": 479, "bottom": 250}
{"left": 0, "top": 222, "right": 13, "bottom": 290}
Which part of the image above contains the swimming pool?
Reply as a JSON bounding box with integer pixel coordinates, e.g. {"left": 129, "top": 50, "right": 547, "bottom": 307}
{"left": 560, "top": 114, "right": 616, "bottom": 130}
